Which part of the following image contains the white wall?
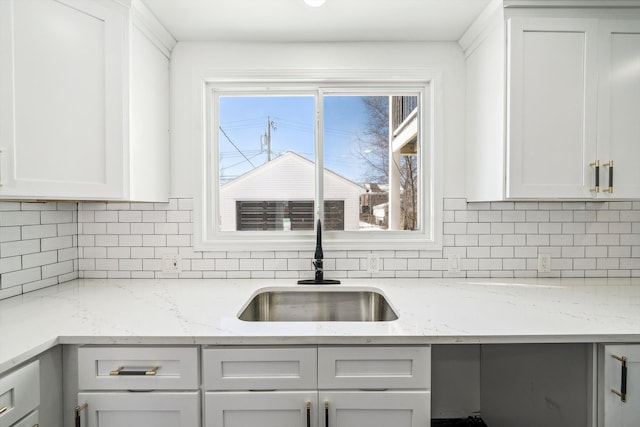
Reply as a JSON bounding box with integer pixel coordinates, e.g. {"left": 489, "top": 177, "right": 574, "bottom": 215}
{"left": 169, "top": 41, "right": 467, "bottom": 199}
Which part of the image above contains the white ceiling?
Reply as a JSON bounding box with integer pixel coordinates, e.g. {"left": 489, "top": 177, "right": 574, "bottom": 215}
{"left": 140, "top": 0, "right": 493, "bottom": 42}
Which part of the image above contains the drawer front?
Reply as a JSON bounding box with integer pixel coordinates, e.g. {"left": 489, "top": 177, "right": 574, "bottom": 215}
{"left": 0, "top": 361, "right": 39, "bottom": 427}
{"left": 10, "top": 410, "right": 38, "bottom": 427}
{"left": 77, "top": 392, "right": 199, "bottom": 427}
{"left": 318, "top": 346, "right": 430, "bottom": 390}
{"left": 203, "top": 347, "right": 317, "bottom": 390}
{"left": 78, "top": 346, "right": 198, "bottom": 390}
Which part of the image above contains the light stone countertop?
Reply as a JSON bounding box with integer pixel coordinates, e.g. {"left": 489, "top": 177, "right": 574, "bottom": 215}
{"left": 2, "top": 277, "right": 640, "bottom": 373}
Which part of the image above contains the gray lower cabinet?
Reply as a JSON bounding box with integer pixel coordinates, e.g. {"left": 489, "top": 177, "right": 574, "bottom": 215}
{"left": 76, "top": 392, "right": 199, "bottom": 427}
{"left": 0, "top": 361, "right": 39, "bottom": 427}
{"left": 599, "top": 344, "right": 640, "bottom": 427}
{"left": 205, "top": 391, "right": 319, "bottom": 427}
{"left": 0, "top": 345, "right": 61, "bottom": 427}
{"left": 74, "top": 346, "right": 200, "bottom": 427}
{"left": 203, "top": 345, "right": 431, "bottom": 427}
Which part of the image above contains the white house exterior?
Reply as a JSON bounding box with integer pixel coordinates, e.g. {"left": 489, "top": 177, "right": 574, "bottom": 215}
{"left": 219, "top": 151, "right": 364, "bottom": 231}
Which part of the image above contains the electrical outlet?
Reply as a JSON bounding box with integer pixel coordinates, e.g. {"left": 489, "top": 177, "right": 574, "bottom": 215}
{"left": 447, "top": 254, "right": 460, "bottom": 273}
{"left": 538, "top": 253, "right": 551, "bottom": 273}
{"left": 162, "top": 254, "right": 182, "bottom": 273}
{"left": 367, "top": 253, "right": 380, "bottom": 273}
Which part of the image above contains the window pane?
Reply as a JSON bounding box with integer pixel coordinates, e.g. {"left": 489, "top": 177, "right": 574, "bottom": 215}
{"left": 323, "top": 95, "right": 420, "bottom": 231}
{"left": 218, "top": 95, "right": 315, "bottom": 231}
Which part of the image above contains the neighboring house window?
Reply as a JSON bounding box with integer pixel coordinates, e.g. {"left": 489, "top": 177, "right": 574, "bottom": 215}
{"left": 197, "top": 75, "right": 441, "bottom": 251}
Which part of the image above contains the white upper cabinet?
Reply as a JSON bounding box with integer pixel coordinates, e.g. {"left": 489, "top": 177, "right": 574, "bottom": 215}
{"left": 463, "top": 3, "right": 640, "bottom": 201}
{"left": 0, "top": 0, "right": 174, "bottom": 201}
{"left": 507, "top": 18, "right": 598, "bottom": 199}
{"left": 596, "top": 20, "right": 640, "bottom": 199}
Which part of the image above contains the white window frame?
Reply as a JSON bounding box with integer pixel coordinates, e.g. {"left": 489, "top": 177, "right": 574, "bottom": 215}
{"left": 194, "top": 69, "right": 443, "bottom": 252}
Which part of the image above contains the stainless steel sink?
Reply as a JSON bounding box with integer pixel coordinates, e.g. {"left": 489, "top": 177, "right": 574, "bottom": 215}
{"left": 238, "top": 289, "right": 398, "bottom": 322}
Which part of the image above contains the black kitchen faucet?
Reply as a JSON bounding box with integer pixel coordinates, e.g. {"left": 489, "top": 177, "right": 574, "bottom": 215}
{"left": 297, "top": 219, "right": 341, "bottom": 285}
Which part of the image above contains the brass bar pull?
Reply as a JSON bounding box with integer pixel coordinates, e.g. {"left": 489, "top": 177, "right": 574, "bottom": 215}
{"left": 325, "top": 400, "right": 329, "bottom": 427}
{"left": 0, "top": 406, "right": 8, "bottom": 414}
{"left": 603, "top": 160, "right": 614, "bottom": 193}
{"left": 306, "top": 401, "right": 311, "bottom": 427}
{"left": 75, "top": 402, "right": 88, "bottom": 427}
{"left": 590, "top": 160, "right": 600, "bottom": 193}
{"left": 109, "top": 366, "right": 159, "bottom": 376}
{"left": 611, "top": 354, "right": 627, "bottom": 402}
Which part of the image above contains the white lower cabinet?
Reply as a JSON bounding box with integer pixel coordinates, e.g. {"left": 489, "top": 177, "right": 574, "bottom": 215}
{"left": 0, "top": 361, "right": 39, "bottom": 427}
{"left": 599, "top": 344, "right": 640, "bottom": 427}
{"left": 74, "top": 346, "right": 200, "bottom": 427}
{"left": 321, "top": 391, "right": 430, "bottom": 427}
{"left": 203, "top": 345, "right": 431, "bottom": 427}
{"left": 9, "top": 410, "right": 38, "bottom": 427}
{"left": 205, "top": 392, "right": 318, "bottom": 427}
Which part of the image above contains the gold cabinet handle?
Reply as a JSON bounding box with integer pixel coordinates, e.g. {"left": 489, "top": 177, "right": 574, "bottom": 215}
{"left": 590, "top": 160, "right": 600, "bottom": 193}
{"left": 602, "top": 160, "right": 614, "bottom": 193}
{"left": 611, "top": 354, "right": 627, "bottom": 402}
{"left": 109, "top": 366, "right": 160, "bottom": 376}
{"left": 0, "top": 406, "right": 8, "bottom": 414}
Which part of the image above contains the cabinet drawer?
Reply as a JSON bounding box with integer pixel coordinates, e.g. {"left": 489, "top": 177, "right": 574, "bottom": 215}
{"left": 318, "top": 346, "right": 430, "bottom": 390}
{"left": 78, "top": 346, "right": 198, "bottom": 390}
{"left": 0, "top": 361, "right": 39, "bottom": 427}
{"left": 203, "top": 347, "right": 317, "bottom": 390}
{"left": 10, "top": 410, "right": 38, "bottom": 427}
{"left": 77, "top": 392, "right": 199, "bottom": 427}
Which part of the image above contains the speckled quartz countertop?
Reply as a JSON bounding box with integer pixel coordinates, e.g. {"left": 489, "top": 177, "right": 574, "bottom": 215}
{"left": 2, "top": 278, "right": 640, "bottom": 373}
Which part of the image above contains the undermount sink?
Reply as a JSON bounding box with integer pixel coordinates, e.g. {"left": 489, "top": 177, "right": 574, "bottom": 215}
{"left": 238, "top": 288, "right": 398, "bottom": 322}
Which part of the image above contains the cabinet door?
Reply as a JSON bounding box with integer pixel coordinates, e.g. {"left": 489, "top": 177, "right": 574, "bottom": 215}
{"left": 205, "top": 391, "right": 318, "bottom": 427}
{"left": 597, "top": 21, "right": 640, "bottom": 199}
{"left": 600, "top": 345, "right": 640, "bottom": 427}
{"left": 320, "top": 391, "right": 430, "bottom": 427}
{"left": 0, "top": 361, "right": 39, "bottom": 427}
{"left": 0, "top": 0, "right": 125, "bottom": 200}
{"left": 77, "top": 392, "right": 199, "bottom": 427}
{"left": 9, "top": 410, "right": 38, "bottom": 427}
{"left": 506, "top": 18, "right": 598, "bottom": 199}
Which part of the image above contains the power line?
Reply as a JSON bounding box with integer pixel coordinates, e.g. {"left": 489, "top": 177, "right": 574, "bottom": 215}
{"left": 219, "top": 126, "right": 256, "bottom": 168}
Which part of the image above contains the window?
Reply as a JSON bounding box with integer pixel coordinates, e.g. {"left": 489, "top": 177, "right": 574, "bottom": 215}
{"left": 196, "top": 74, "right": 441, "bottom": 251}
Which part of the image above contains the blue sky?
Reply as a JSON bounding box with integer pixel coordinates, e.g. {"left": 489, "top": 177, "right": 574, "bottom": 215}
{"left": 218, "top": 95, "right": 371, "bottom": 183}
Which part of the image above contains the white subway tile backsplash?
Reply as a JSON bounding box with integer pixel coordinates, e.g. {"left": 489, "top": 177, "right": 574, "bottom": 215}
{"left": 22, "top": 224, "right": 57, "bottom": 240}
{"left": 107, "top": 247, "right": 131, "bottom": 259}
{"left": 143, "top": 211, "right": 166, "bottom": 222}
{"left": 22, "top": 277, "right": 58, "bottom": 293}
{"left": 22, "top": 251, "right": 57, "bottom": 269}
{"left": 2, "top": 239, "right": 40, "bottom": 257}
{"left": 41, "top": 210, "right": 73, "bottom": 224}
{"left": 107, "top": 223, "right": 131, "bottom": 235}
{"left": 0, "top": 226, "right": 21, "bottom": 242}
{"left": 0, "top": 211, "right": 40, "bottom": 226}
{"left": 42, "top": 260, "right": 74, "bottom": 278}
{"left": 95, "top": 211, "right": 119, "bottom": 223}
{"left": 3, "top": 195, "right": 640, "bottom": 300}
{"left": 0, "top": 256, "right": 22, "bottom": 274}
{"left": 1, "top": 267, "right": 41, "bottom": 288}
{"left": 41, "top": 236, "right": 73, "bottom": 251}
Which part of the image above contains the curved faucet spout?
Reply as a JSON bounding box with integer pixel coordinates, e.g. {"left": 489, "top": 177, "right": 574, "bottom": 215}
{"left": 297, "top": 219, "right": 340, "bottom": 285}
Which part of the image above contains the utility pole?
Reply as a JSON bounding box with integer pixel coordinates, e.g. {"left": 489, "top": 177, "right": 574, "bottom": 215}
{"left": 263, "top": 116, "right": 276, "bottom": 161}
